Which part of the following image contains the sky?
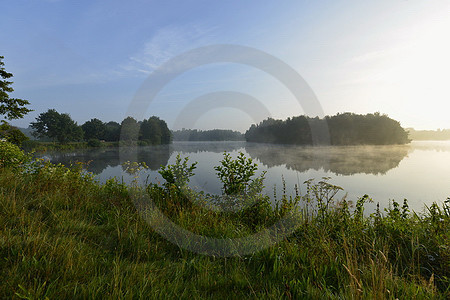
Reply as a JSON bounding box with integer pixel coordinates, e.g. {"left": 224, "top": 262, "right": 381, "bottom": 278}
{"left": 1, "top": 0, "right": 449, "bottom": 132}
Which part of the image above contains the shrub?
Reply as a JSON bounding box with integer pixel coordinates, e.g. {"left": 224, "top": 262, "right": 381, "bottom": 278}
{"left": 0, "top": 140, "right": 29, "bottom": 169}
{"left": 214, "top": 152, "right": 258, "bottom": 195}
{"left": 159, "top": 154, "right": 197, "bottom": 189}
{"left": 87, "top": 138, "right": 102, "bottom": 147}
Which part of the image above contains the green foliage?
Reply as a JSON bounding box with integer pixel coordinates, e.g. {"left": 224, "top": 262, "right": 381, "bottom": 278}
{"left": 82, "top": 118, "right": 106, "bottom": 141}
{"left": 173, "top": 128, "right": 244, "bottom": 141}
{"left": 303, "top": 177, "right": 344, "bottom": 219}
{"left": 214, "top": 152, "right": 259, "bottom": 195}
{"left": 245, "top": 112, "right": 411, "bottom": 145}
{"left": 0, "top": 121, "right": 28, "bottom": 146}
{"left": 120, "top": 116, "right": 139, "bottom": 142}
{"left": 27, "top": 114, "right": 172, "bottom": 145}
{"left": 0, "top": 140, "right": 30, "bottom": 169}
{"left": 87, "top": 138, "right": 102, "bottom": 147}
{"left": 0, "top": 56, "right": 32, "bottom": 120}
{"left": 139, "top": 116, "right": 172, "bottom": 145}
{"left": 30, "top": 109, "right": 83, "bottom": 144}
{"left": 0, "top": 157, "right": 449, "bottom": 298}
{"left": 159, "top": 154, "right": 197, "bottom": 189}
{"left": 104, "top": 121, "right": 121, "bottom": 142}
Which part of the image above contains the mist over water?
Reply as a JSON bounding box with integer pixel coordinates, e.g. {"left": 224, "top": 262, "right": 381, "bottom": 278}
{"left": 41, "top": 140, "right": 450, "bottom": 212}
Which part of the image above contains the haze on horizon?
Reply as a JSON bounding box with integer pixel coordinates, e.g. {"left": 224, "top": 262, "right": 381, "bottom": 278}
{"left": 1, "top": 0, "right": 449, "bottom": 132}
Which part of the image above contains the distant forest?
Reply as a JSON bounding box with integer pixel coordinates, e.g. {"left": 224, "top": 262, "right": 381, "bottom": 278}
{"left": 245, "top": 112, "right": 410, "bottom": 145}
{"left": 172, "top": 129, "right": 244, "bottom": 141}
{"left": 407, "top": 128, "right": 450, "bottom": 140}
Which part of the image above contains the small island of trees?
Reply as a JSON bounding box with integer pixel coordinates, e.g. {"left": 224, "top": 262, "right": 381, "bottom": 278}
{"left": 245, "top": 112, "right": 410, "bottom": 145}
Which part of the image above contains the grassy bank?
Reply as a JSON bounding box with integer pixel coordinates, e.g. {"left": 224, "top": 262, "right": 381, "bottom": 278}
{"left": 21, "top": 140, "right": 120, "bottom": 152}
{"left": 0, "top": 157, "right": 449, "bottom": 298}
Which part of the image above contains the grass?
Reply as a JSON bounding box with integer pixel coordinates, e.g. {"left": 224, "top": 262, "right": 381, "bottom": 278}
{"left": 21, "top": 140, "right": 120, "bottom": 152}
{"left": 0, "top": 159, "right": 449, "bottom": 299}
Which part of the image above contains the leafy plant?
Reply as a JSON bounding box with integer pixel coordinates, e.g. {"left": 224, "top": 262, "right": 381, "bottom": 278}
{"left": 159, "top": 153, "right": 197, "bottom": 189}
{"left": 0, "top": 139, "right": 29, "bottom": 169}
{"left": 303, "top": 177, "right": 343, "bottom": 219}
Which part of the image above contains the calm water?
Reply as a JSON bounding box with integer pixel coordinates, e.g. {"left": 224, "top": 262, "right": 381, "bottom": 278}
{"left": 41, "top": 141, "right": 450, "bottom": 212}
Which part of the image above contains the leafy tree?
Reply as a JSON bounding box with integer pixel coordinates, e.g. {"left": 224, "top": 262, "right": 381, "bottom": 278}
{"left": 139, "top": 116, "right": 172, "bottom": 145}
{"left": 158, "top": 117, "right": 172, "bottom": 144}
{"left": 0, "top": 121, "right": 28, "bottom": 146}
{"left": 140, "top": 117, "right": 160, "bottom": 144}
{"left": 0, "top": 56, "right": 32, "bottom": 120}
{"left": 30, "top": 109, "right": 83, "bottom": 143}
{"left": 120, "top": 116, "right": 139, "bottom": 141}
{"left": 104, "top": 121, "right": 121, "bottom": 142}
{"left": 81, "top": 118, "right": 106, "bottom": 140}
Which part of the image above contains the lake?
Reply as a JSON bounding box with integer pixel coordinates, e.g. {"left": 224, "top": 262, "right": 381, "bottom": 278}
{"left": 40, "top": 141, "right": 450, "bottom": 213}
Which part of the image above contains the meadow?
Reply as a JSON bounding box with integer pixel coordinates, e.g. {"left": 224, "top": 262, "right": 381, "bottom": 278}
{"left": 0, "top": 142, "right": 448, "bottom": 299}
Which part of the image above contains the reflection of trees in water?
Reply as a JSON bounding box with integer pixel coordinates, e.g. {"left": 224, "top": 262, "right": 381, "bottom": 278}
{"left": 171, "top": 141, "right": 245, "bottom": 154}
{"left": 245, "top": 143, "right": 410, "bottom": 175}
{"left": 136, "top": 145, "right": 171, "bottom": 170}
{"left": 44, "top": 141, "right": 415, "bottom": 176}
{"left": 45, "top": 145, "right": 172, "bottom": 174}
{"left": 44, "top": 148, "right": 120, "bottom": 174}
{"left": 43, "top": 142, "right": 244, "bottom": 175}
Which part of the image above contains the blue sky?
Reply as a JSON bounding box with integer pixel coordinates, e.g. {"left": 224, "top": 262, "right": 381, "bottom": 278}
{"left": 1, "top": 0, "right": 449, "bottom": 131}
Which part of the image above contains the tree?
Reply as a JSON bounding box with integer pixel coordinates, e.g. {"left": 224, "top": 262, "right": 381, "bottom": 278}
{"left": 0, "top": 121, "right": 29, "bottom": 146}
{"left": 81, "top": 118, "right": 106, "bottom": 141}
{"left": 139, "top": 116, "right": 172, "bottom": 145}
{"left": 0, "top": 56, "right": 32, "bottom": 120}
{"left": 245, "top": 113, "right": 410, "bottom": 145}
{"left": 104, "top": 121, "right": 121, "bottom": 142}
{"left": 120, "top": 116, "right": 139, "bottom": 141}
{"left": 31, "top": 109, "right": 83, "bottom": 143}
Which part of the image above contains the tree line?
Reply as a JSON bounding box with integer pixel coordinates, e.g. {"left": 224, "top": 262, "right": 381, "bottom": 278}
{"left": 245, "top": 112, "right": 410, "bottom": 145}
{"left": 0, "top": 55, "right": 411, "bottom": 148}
{"left": 30, "top": 109, "right": 172, "bottom": 145}
{"left": 172, "top": 129, "right": 244, "bottom": 141}
{"left": 407, "top": 128, "right": 450, "bottom": 140}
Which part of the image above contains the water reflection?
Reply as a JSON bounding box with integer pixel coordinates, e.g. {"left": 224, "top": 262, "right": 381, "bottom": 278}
{"left": 42, "top": 142, "right": 246, "bottom": 175}
{"left": 39, "top": 141, "right": 450, "bottom": 211}
{"left": 43, "top": 142, "right": 412, "bottom": 176}
{"left": 245, "top": 143, "right": 411, "bottom": 175}
{"left": 44, "top": 145, "right": 172, "bottom": 174}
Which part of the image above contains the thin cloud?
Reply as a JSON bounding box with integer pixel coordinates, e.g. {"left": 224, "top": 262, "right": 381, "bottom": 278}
{"left": 122, "top": 24, "right": 217, "bottom": 74}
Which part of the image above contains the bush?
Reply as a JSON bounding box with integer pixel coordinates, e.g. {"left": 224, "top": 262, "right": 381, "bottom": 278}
{"left": 0, "top": 140, "right": 29, "bottom": 169}
{"left": 214, "top": 152, "right": 258, "bottom": 195}
{"left": 0, "top": 121, "right": 29, "bottom": 146}
{"left": 159, "top": 154, "right": 197, "bottom": 189}
{"left": 87, "top": 138, "right": 102, "bottom": 147}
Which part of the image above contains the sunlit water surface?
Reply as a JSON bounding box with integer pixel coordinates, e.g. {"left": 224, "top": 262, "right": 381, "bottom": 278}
{"left": 41, "top": 141, "right": 450, "bottom": 213}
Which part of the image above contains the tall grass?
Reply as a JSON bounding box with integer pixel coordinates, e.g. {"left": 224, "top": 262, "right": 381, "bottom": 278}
{"left": 0, "top": 159, "right": 448, "bottom": 299}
